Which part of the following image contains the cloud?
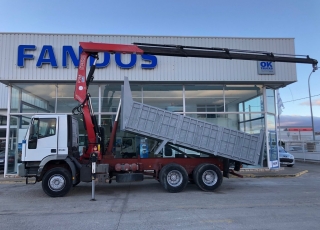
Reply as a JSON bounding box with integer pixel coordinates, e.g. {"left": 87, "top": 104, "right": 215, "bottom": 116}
{"left": 314, "top": 99, "right": 320, "bottom": 106}
{"left": 299, "top": 100, "right": 309, "bottom": 106}
{"left": 299, "top": 99, "right": 320, "bottom": 106}
{"left": 279, "top": 115, "right": 320, "bottom": 131}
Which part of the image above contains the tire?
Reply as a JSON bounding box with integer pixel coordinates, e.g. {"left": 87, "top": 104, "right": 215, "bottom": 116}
{"left": 193, "top": 163, "right": 223, "bottom": 192}
{"left": 42, "top": 167, "right": 72, "bottom": 197}
{"left": 192, "top": 163, "right": 205, "bottom": 186}
{"left": 159, "top": 163, "right": 188, "bottom": 193}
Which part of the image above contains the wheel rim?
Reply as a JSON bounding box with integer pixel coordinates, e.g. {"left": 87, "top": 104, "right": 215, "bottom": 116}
{"left": 202, "top": 170, "right": 218, "bottom": 186}
{"left": 167, "top": 170, "right": 183, "bottom": 187}
{"left": 48, "top": 174, "right": 66, "bottom": 191}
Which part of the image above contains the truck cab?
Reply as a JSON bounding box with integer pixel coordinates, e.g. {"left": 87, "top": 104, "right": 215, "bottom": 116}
{"left": 18, "top": 114, "right": 80, "bottom": 195}
{"left": 21, "top": 114, "right": 79, "bottom": 162}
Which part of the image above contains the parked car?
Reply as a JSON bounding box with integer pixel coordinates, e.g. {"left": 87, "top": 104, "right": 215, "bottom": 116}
{"left": 278, "top": 147, "right": 295, "bottom": 167}
{"left": 0, "top": 151, "right": 15, "bottom": 170}
{"left": 289, "top": 146, "right": 303, "bottom": 151}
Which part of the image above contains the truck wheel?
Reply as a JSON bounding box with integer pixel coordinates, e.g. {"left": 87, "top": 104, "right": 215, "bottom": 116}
{"left": 42, "top": 167, "right": 72, "bottom": 197}
{"left": 159, "top": 163, "right": 188, "bottom": 193}
{"left": 193, "top": 163, "right": 223, "bottom": 192}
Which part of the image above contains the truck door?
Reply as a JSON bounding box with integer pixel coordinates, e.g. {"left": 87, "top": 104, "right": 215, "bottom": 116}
{"left": 25, "top": 117, "right": 59, "bottom": 161}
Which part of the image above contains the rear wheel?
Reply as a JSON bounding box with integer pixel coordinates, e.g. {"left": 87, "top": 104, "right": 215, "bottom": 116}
{"left": 159, "top": 163, "right": 188, "bottom": 193}
{"left": 42, "top": 167, "right": 72, "bottom": 197}
{"left": 193, "top": 163, "right": 223, "bottom": 192}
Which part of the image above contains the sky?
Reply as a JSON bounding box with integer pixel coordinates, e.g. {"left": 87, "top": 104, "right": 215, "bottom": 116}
{"left": 0, "top": 0, "right": 320, "bottom": 126}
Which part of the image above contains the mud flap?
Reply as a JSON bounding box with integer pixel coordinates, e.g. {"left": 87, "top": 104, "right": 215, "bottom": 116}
{"left": 223, "top": 158, "right": 229, "bottom": 178}
{"left": 234, "top": 161, "right": 241, "bottom": 171}
{"left": 80, "top": 165, "right": 92, "bottom": 182}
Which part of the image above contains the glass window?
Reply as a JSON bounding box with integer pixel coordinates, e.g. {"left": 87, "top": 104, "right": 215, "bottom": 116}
{"left": 57, "top": 84, "right": 77, "bottom": 113}
{"left": 225, "top": 85, "right": 263, "bottom": 113}
{"left": 11, "top": 88, "right": 20, "bottom": 113}
{"left": 185, "top": 113, "right": 237, "bottom": 129}
{"left": 22, "top": 104, "right": 50, "bottom": 113}
{"left": 243, "top": 96, "right": 264, "bottom": 121}
{"left": 143, "top": 84, "right": 182, "bottom": 111}
{"left": 57, "top": 84, "right": 98, "bottom": 113}
{"left": 11, "top": 84, "right": 56, "bottom": 113}
{"left": 4, "top": 115, "right": 32, "bottom": 174}
{"left": 267, "top": 114, "right": 276, "bottom": 130}
{"left": 185, "top": 85, "right": 223, "bottom": 113}
{"left": 238, "top": 96, "right": 264, "bottom": 134}
{"left": 75, "top": 114, "right": 98, "bottom": 141}
{"left": 38, "top": 118, "right": 56, "bottom": 138}
{"left": 101, "top": 114, "right": 114, "bottom": 138}
{"left": 239, "top": 116, "right": 265, "bottom": 134}
{"left": 0, "top": 115, "right": 6, "bottom": 125}
{"left": 266, "top": 88, "right": 275, "bottom": 114}
{"left": 101, "top": 84, "right": 141, "bottom": 113}
{"left": 233, "top": 86, "right": 264, "bottom": 134}
{"left": 0, "top": 138, "right": 5, "bottom": 151}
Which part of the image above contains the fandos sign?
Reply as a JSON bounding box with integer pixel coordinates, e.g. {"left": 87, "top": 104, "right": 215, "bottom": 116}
{"left": 17, "top": 45, "right": 157, "bottom": 69}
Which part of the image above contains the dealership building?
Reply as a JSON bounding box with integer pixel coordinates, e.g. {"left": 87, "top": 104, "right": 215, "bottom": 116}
{"left": 0, "top": 33, "right": 299, "bottom": 175}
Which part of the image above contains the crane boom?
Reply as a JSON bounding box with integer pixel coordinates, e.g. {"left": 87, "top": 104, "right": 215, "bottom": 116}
{"left": 74, "top": 41, "right": 318, "bottom": 160}
{"left": 79, "top": 42, "right": 318, "bottom": 66}
{"left": 135, "top": 43, "right": 318, "bottom": 66}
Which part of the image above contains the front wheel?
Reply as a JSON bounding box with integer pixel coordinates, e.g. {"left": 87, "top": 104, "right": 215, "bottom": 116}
{"left": 193, "top": 163, "right": 223, "bottom": 192}
{"left": 159, "top": 163, "right": 188, "bottom": 193}
{"left": 42, "top": 167, "right": 72, "bottom": 197}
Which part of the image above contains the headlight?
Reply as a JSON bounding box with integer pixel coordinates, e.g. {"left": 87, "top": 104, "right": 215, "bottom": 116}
{"left": 289, "top": 155, "right": 294, "bottom": 159}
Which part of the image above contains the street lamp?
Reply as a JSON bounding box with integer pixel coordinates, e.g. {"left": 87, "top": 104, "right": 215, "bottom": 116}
{"left": 308, "top": 68, "right": 318, "bottom": 141}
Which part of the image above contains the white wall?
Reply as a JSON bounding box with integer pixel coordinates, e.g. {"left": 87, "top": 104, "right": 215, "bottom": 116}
{"left": 0, "top": 33, "right": 296, "bottom": 84}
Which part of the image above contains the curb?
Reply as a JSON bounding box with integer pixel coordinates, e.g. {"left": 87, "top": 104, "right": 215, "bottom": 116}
{"left": 0, "top": 179, "right": 25, "bottom": 184}
{"left": 295, "top": 159, "right": 320, "bottom": 164}
{"left": 234, "top": 170, "right": 309, "bottom": 178}
{"left": 294, "top": 170, "right": 309, "bottom": 177}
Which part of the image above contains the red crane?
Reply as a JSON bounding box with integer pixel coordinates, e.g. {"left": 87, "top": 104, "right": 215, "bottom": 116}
{"left": 73, "top": 42, "right": 318, "bottom": 161}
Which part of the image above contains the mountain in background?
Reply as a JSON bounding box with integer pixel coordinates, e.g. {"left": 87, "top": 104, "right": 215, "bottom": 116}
{"left": 278, "top": 115, "right": 320, "bottom": 131}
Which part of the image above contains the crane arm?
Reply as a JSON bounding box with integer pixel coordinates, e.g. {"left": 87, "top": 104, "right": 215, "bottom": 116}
{"left": 79, "top": 41, "right": 318, "bottom": 67}
{"left": 74, "top": 41, "right": 318, "bottom": 160}
{"left": 134, "top": 43, "right": 318, "bottom": 67}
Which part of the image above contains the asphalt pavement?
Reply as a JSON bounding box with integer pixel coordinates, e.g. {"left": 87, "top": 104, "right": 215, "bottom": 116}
{"left": 0, "top": 162, "right": 320, "bottom": 230}
{"left": 1, "top": 161, "right": 320, "bottom": 230}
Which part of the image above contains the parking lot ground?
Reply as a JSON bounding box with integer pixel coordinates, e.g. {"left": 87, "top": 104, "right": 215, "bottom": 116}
{"left": 0, "top": 161, "right": 320, "bottom": 230}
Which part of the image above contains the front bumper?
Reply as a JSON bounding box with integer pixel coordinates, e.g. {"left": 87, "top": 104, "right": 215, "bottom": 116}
{"left": 280, "top": 158, "right": 295, "bottom": 165}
